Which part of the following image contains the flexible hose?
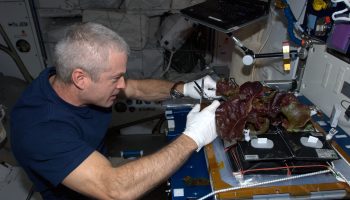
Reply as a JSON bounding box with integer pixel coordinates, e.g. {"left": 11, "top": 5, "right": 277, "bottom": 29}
{"left": 0, "top": 24, "right": 33, "bottom": 83}
{"left": 197, "top": 169, "right": 331, "bottom": 200}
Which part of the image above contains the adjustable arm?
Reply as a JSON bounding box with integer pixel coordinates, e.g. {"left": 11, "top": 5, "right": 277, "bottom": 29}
{"left": 227, "top": 33, "right": 300, "bottom": 66}
{"left": 255, "top": 50, "right": 298, "bottom": 58}
{"left": 227, "top": 33, "right": 254, "bottom": 56}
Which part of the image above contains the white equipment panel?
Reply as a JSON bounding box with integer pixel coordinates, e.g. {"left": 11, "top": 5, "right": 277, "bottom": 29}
{"left": 300, "top": 44, "right": 350, "bottom": 135}
{"left": 0, "top": 0, "right": 46, "bottom": 80}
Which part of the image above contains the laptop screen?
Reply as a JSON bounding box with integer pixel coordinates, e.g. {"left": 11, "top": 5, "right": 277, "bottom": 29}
{"left": 180, "top": 0, "right": 270, "bottom": 33}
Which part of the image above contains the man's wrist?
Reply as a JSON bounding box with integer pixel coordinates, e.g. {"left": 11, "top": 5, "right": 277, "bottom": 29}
{"left": 170, "top": 81, "right": 184, "bottom": 99}
{"left": 181, "top": 134, "right": 198, "bottom": 152}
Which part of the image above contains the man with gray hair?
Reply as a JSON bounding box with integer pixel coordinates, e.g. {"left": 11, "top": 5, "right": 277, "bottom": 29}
{"left": 11, "top": 22, "right": 220, "bottom": 200}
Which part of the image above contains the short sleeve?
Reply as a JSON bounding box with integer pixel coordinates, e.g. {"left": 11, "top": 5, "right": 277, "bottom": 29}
{"left": 21, "top": 121, "right": 94, "bottom": 188}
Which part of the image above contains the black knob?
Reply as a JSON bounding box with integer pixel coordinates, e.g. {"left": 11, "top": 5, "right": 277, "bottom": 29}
{"left": 114, "top": 102, "right": 127, "bottom": 112}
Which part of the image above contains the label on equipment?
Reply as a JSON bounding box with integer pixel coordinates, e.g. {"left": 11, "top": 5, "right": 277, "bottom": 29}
{"left": 245, "top": 154, "right": 259, "bottom": 160}
{"left": 316, "top": 149, "right": 338, "bottom": 159}
{"left": 173, "top": 188, "right": 184, "bottom": 197}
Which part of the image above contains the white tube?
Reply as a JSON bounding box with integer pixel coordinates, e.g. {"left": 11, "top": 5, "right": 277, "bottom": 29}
{"left": 197, "top": 169, "right": 331, "bottom": 200}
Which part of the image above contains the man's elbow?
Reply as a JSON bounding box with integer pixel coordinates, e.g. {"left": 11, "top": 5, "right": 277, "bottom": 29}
{"left": 104, "top": 179, "right": 137, "bottom": 200}
{"left": 104, "top": 191, "right": 130, "bottom": 200}
{"left": 104, "top": 188, "right": 138, "bottom": 200}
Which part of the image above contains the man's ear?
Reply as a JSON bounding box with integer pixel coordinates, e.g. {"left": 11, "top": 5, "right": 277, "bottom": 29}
{"left": 71, "top": 68, "right": 89, "bottom": 90}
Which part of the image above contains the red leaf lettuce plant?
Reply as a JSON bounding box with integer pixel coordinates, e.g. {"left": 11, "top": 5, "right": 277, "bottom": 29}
{"left": 215, "top": 79, "right": 311, "bottom": 142}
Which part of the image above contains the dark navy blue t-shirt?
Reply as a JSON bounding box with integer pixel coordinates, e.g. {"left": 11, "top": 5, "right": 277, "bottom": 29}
{"left": 10, "top": 67, "right": 112, "bottom": 199}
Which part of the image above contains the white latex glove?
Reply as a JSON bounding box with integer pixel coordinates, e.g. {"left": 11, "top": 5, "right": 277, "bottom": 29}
{"left": 183, "top": 75, "right": 220, "bottom": 99}
{"left": 184, "top": 100, "right": 221, "bottom": 152}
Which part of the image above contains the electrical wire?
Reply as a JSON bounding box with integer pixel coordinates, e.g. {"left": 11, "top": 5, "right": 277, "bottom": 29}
{"left": 337, "top": 99, "right": 350, "bottom": 128}
{"left": 331, "top": 148, "right": 350, "bottom": 185}
{"left": 331, "top": 0, "right": 350, "bottom": 22}
{"left": 25, "top": 185, "right": 35, "bottom": 200}
{"left": 341, "top": 99, "right": 350, "bottom": 110}
{"left": 230, "top": 146, "right": 329, "bottom": 175}
{"left": 197, "top": 169, "right": 331, "bottom": 200}
{"left": 330, "top": 156, "right": 350, "bottom": 185}
{"left": 241, "top": 164, "right": 329, "bottom": 174}
{"left": 160, "top": 50, "right": 175, "bottom": 77}
{"left": 251, "top": 2, "right": 275, "bottom": 81}
{"left": 117, "top": 0, "right": 125, "bottom": 9}
{"left": 250, "top": 0, "right": 308, "bottom": 82}
{"left": 0, "top": 24, "right": 33, "bottom": 83}
{"left": 296, "top": 0, "right": 308, "bottom": 22}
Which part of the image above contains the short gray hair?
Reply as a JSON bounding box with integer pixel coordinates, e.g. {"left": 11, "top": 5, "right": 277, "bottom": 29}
{"left": 54, "top": 22, "right": 129, "bottom": 83}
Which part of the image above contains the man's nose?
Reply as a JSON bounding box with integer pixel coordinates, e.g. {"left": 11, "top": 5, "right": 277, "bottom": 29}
{"left": 116, "top": 76, "right": 126, "bottom": 89}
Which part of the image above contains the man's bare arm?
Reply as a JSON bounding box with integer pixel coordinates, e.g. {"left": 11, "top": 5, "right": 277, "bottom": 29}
{"left": 120, "top": 79, "right": 184, "bottom": 101}
{"left": 62, "top": 134, "right": 197, "bottom": 200}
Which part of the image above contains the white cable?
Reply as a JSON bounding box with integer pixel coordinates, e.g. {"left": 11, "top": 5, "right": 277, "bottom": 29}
{"left": 332, "top": 8, "right": 350, "bottom": 21}
{"left": 251, "top": 2, "right": 274, "bottom": 81}
{"left": 330, "top": 147, "right": 350, "bottom": 186}
{"left": 296, "top": 0, "right": 308, "bottom": 22}
{"left": 197, "top": 169, "right": 331, "bottom": 200}
{"left": 334, "top": 170, "right": 350, "bottom": 185}
{"left": 331, "top": 0, "right": 350, "bottom": 21}
{"left": 160, "top": 51, "right": 175, "bottom": 77}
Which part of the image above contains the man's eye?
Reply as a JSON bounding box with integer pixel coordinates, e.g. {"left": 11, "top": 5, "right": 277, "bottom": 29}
{"left": 112, "top": 74, "right": 125, "bottom": 82}
{"left": 112, "top": 76, "right": 123, "bottom": 82}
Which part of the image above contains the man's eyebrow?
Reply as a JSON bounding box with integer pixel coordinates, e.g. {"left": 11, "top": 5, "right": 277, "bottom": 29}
{"left": 112, "top": 73, "right": 125, "bottom": 78}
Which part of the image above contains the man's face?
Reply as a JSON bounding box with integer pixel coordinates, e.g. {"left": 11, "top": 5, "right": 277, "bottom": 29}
{"left": 85, "top": 50, "right": 127, "bottom": 107}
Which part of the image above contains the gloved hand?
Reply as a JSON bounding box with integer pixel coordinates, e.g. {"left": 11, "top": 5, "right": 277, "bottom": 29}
{"left": 183, "top": 75, "right": 220, "bottom": 99}
{"left": 184, "top": 100, "right": 221, "bottom": 152}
